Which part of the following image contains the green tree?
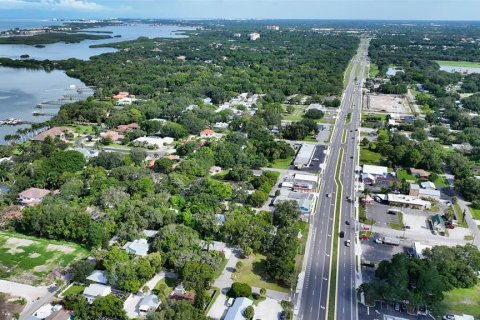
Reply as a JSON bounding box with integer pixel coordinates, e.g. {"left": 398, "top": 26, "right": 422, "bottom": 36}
{"left": 243, "top": 305, "right": 255, "bottom": 319}
{"left": 228, "top": 282, "right": 252, "bottom": 298}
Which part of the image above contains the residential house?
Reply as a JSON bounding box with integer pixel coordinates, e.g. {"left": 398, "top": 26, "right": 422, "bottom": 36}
{"left": 247, "top": 33, "right": 260, "bottom": 41}
{"left": 224, "top": 297, "right": 254, "bottom": 320}
{"left": 112, "top": 92, "right": 133, "bottom": 100}
{"left": 170, "top": 283, "right": 195, "bottom": 302}
{"left": 86, "top": 270, "right": 108, "bottom": 284}
{"left": 138, "top": 294, "right": 160, "bottom": 314}
{"left": 101, "top": 130, "right": 124, "bottom": 142}
{"left": 18, "top": 187, "right": 50, "bottom": 206}
{"left": 200, "top": 129, "right": 216, "bottom": 139}
{"left": 420, "top": 181, "right": 436, "bottom": 190}
{"left": 410, "top": 168, "right": 431, "bottom": 179}
{"left": 209, "top": 166, "right": 222, "bottom": 175}
{"left": 117, "top": 123, "right": 139, "bottom": 134}
{"left": 213, "top": 122, "right": 229, "bottom": 131}
{"left": 122, "top": 239, "right": 149, "bottom": 257}
{"left": 133, "top": 137, "right": 174, "bottom": 150}
{"left": 32, "top": 127, "right": 66, "bottom": 142}
{"left": 83, "top": 284, "right": 111, "bottom": 303}
{"left": 46, "top": 310, "right": 72, "bottom": 320}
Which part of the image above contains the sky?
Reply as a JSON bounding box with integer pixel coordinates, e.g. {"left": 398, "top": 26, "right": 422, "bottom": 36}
{"left": 0, "top": 0, "right": 479, "bottom": 21}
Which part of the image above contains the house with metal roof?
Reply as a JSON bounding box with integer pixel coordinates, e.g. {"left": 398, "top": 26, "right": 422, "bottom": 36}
{"left": 122, "top": 239, "right": 149, "bottom": 257}
{"left": 224, "top": 297, "right": 253, "bottom": 320}
{"left": 86, "top": 270, "right": 108, "bottom": 284}
{"left": 293, "top": 143, "right": 316, "bottom": 169}
{"left": 138, "top": 294, "right": 160, "bottom": 314}
{"left": 83, "top": 284, "right": 111, "bottom": 303}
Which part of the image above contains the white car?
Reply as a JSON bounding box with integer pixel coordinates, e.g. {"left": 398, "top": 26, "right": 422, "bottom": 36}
{"left": 345, "top": 240, "right": 351, "bottom": 247}
{"left": 375, "top": 238, "right": 383, "bottom": 244}
{"left": 227, "top": 298, "right": 235, "bottom": 307}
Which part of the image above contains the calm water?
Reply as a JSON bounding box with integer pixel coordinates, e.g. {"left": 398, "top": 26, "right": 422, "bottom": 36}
{"left": 0, "top": 19, "right": 60, "bottom": 32}
{"left": 0, "top": 67, "right": 91, "bottom": 143}
{"left": 0, "top": 24, "right": 195, "bottom": 60}
{"left": 0, "top": 22, "right": 194, "bottom": 144}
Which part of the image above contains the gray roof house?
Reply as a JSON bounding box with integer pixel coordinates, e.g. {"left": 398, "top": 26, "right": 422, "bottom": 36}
{"left": 83, "top": 284, "right": 111, "bottom": 303}
{"left": 224, "top": 297, "right": 253, "bottom": 320}
{"left": 86, "top": 270, "right": 108, "bottom": 284}
{"left": 122, "top": 239, "right": 149, "bottom": 257}
{"left": 138, "top": 294, "right": 160, "bottom": 314}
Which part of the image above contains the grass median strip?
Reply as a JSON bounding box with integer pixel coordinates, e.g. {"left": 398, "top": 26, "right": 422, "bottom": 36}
{"left": 327, "top": 147, "right": 344, "bottom": 320}
{"left": 342, "top": 128, "right": 347, "bottom": 144}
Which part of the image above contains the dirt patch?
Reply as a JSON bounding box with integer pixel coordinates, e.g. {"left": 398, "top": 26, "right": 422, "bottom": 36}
{"left": 3, "top": 237, "right": 37, "bottom": 254}
{"left": 29, "top": 252, "right": 41, "bottom": 258}
{"left": 46, "top": 244, "right": 75, "bottom": 254}
{"left": 365, "top": 94, "right": 411, "bottom": 114}
{"left": 33, "top": 265, "right": 49, "bottom": 273}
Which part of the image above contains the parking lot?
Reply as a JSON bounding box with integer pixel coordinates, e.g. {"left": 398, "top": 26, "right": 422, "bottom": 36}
{"left": 299, "top": 144, "right": 326, "bottom": 173}
{"left": 366, "top": 203, "right": 402, "bottom": 228}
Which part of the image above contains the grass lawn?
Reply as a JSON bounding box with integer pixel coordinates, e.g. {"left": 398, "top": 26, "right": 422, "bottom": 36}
{"left": 213, "top": 257, "right": 229, "bottom": 280}
{"left": 153, "top": 276, "right": 178, "bottom": 297}
{"left": 270, "top": 157, "right": 293, "bottom": 169}
{"left": 303, "top": 136, "right": 317, "bottom": 143}
{"left": 62, "top": 284, "right": 85, "bottom": 297}
{"left": 282, "top": 105, "right": 306, "bottom": 121}
{"left": 453, "top": 203, "right": 469, "bottom": 227}
{"left": 233, "top": 253, "right": 289, "bottom": 293}
{"left": 0, "top": 231, "right": 89, "bottom": 285}
{"left": 344, "top": 58, "right": 354, "bottom": 88}
{"left": 436, "top": 60, "right": 480, "bottom": 68}
{"left": 469, "top": 206, "right": 480, "bottom": 220}
{"left": 432, "top": 176, "right": 449, "bottom": 188}
{"left": 441, "top": 284, "right": 480, "bottom": 318}
{"left": 369, "top": 63, "right": 379, "bottom": 77}
{"left": 359, "top": 204, "right": 375, "bottom": 225}
{"left": 360, "top": 146, "right": 386, "bottom": 165}
{"left": 65, "top": 124, "right": 95, "bottom": 135}
{"left": 396, "top": 169, "right": 417, "bottom": 181}
{"left": 362, "top": 112, "right": 387, "bottom": 121}
{"left": 388, "top": 212, "right": 404, "bottom": 230}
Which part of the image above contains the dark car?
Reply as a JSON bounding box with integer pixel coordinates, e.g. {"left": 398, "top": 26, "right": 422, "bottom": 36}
{"left": 441, "top": 215, "right": 449, "bottom": 222}
{"left": 394, "top": 303, "right": 401, "bottom": 311}
{"left": 446, "top": 224, "right": 455, "bottom": 229}
{"left": 339, "top": 231, "right": 345, "bottom": 238}
{"left": 279, "top": 311, "right": 286, "bottom": 320}
{"left": 401, "top": 303, "right": 407, "bottom": 312}
{"left": 345, "top": 220, "right": 350, "bottom": 225}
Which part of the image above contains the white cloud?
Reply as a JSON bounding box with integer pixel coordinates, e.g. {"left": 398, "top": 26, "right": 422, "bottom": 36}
{"left": 0, "top": 0, "right": 103, "bottom": 10}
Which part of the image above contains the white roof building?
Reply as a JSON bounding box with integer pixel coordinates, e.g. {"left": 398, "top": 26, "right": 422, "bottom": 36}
{"left": 224, "top": 297, "right": 253, "bottom": 320}
{"left": 420, "top": 181, "right": 436, "bottom": 190}
{"left": 83, "top": 284, "right": 111, "bottom": 303}
{"left": 133, "top": 137, "right": 174, "bottom": 150}
{"left": 294, "top": 143, "right": 316, "bottom": 168}
{"left": 122, "top": 239, "right": 149, "bottom": 256}
{"left": 362, "top": 165, "right": 388, "bottom": 177}
{"left": 386, "top": 194, "right": 431, "bottom": 209}
{"left": 86, "top": 270, "right": 108, "bottom": 284}
{"left": 138, "top": 294, "right": 160, "bottom": 314}
{"left": 414, "top": 242, "right": 432, "bottom": 259}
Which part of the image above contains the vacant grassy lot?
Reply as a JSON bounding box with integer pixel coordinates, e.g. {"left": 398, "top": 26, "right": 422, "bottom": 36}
{"left": 441, "top": 284, "right": 480, "bottom": 318}
{"left": 360, "top": 146, "right": 386, "bottom": 165}
{"left": 233, "top": 253, "right": 289, "bottom": 293}
{"left": 282, "top": 105, "right": 306, "bottom": 121}
{"left": 369, "top": 63, "right": 379, "bottom": 77}
{"left": 62, "top": 284, "right": 85, "bottom": 297}
{"left": 396, "top": 169, "right": 416, "bottom": 181}
{"left": 270, "top": 157, "right": 293, "bottom": 169}
{"left": 0, "top": 231, "right": 89, "bottom": 285}
{"left": 436, "top": 60, "right": 480, "bottom": 68}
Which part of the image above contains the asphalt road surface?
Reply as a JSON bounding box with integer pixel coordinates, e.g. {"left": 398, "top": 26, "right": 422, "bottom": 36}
{"left": 296, "top": 38, "right": 369, "bottom": 320}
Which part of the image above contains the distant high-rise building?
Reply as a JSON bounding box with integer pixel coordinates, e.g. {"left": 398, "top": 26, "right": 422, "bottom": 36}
{"left": 266, "top": 25, "right": 280, "bottom": 31}
{"left": 247, "top": 32, "right": 260, "bottom": 41}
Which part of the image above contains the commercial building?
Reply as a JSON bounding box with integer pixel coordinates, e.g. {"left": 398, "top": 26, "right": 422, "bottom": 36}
{"left": 294, "top": 143, "right": 316, "bottom": 169}
{"left": 362, "top": 164, "right": 388, "bottom": 177}
{"left": 413, "top": 242, "right": 432, "bottom": 259}
{"left": 386, "top": 194, "right": 431, "bottom": 210}
{"left": 410, "top": 184, "right": 441, "bottom": 198}
{"left": 291, "top": 173, "right": 318, "bottom": 193}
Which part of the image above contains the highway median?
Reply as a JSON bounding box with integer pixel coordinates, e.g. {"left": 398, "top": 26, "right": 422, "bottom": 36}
{"left": 327, "top": 147, "right": 344, "bottom": 320}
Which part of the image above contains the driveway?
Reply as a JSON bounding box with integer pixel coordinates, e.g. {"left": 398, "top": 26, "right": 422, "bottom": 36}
{"left": 124, "top": 294, "right": 142, "bottom": 319}
{"left": 208, "top": 248, "right": 241, "bottom": 320}
{"left": 255, "top": 297, "right": 284, "bottom": 320}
